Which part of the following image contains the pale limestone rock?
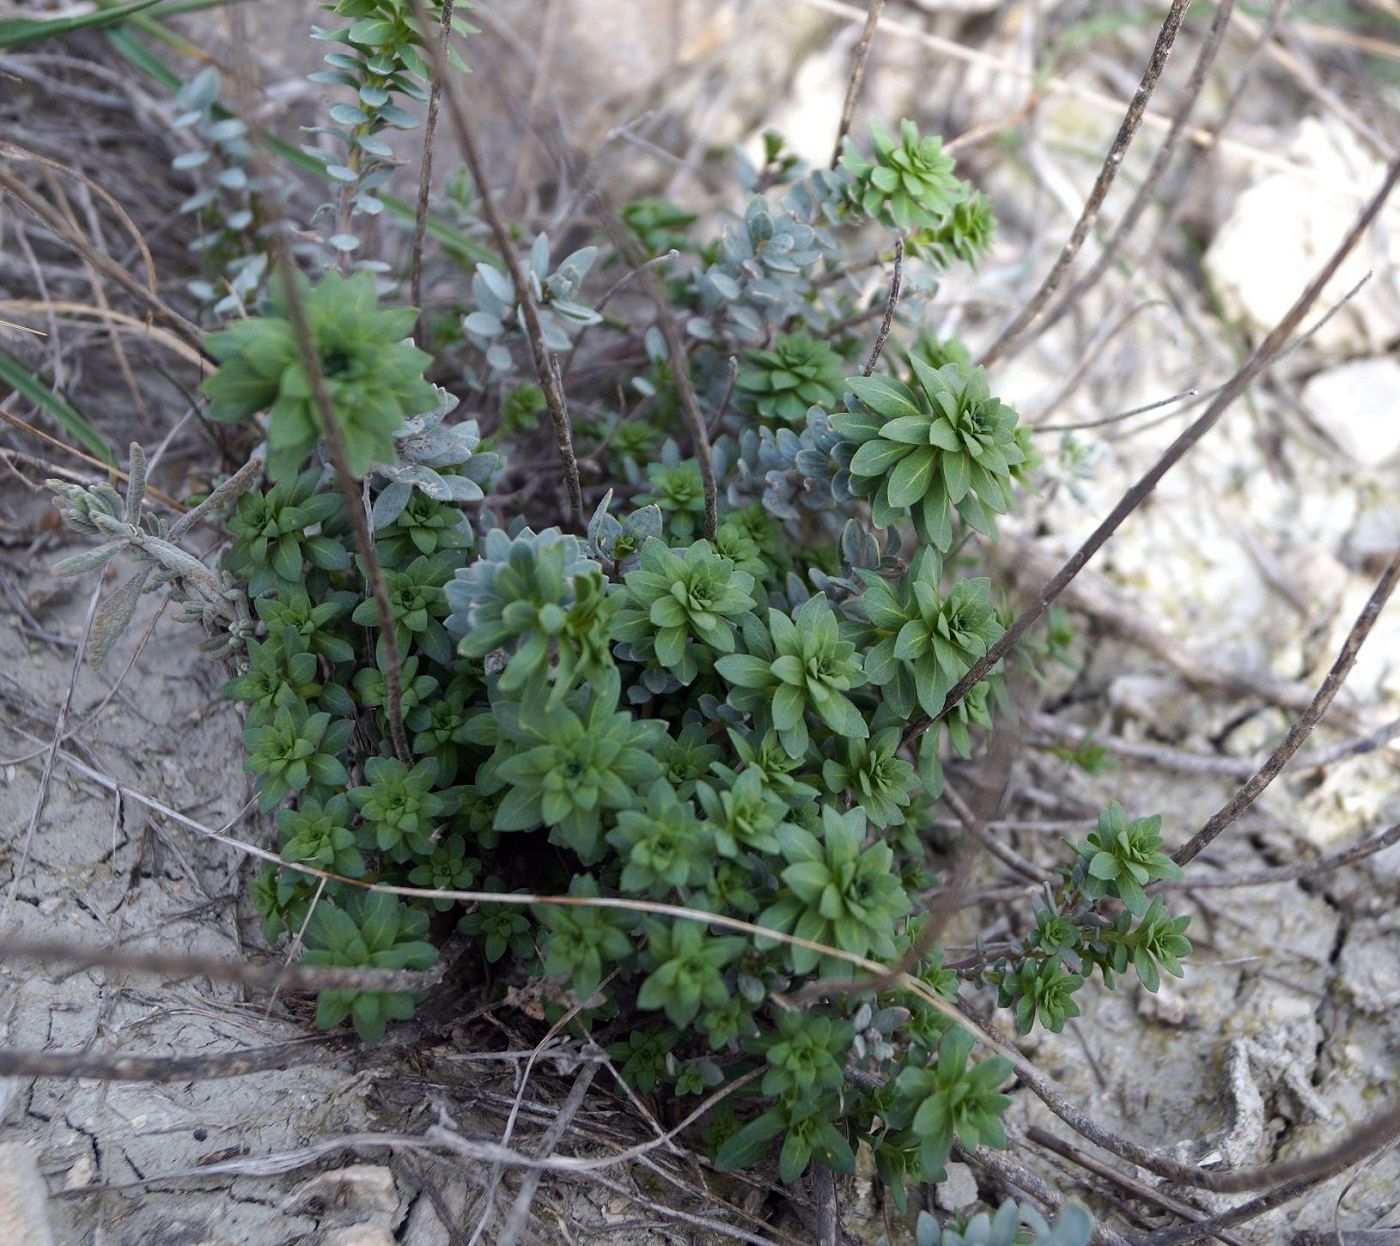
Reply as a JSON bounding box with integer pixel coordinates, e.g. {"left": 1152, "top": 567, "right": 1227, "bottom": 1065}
{"left": 934, "top": 1161, "right": 979, "bottom": 1212}
{"left": 321, "top": 1228, "right": 396, "bottom": 1246}
{"left": 1301, "top": 358, "right": 1400, "bottom": 466}
{"left": 286, "top": 1165, "right": 398, "bottom": 1217}
{"left": 1204, "top": 117, "right": 1400, "bottom": 356}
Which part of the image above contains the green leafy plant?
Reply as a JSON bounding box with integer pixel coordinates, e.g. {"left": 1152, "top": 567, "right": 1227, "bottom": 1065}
{"left": 840, "top": 119, "right": 964, "bottom": 234}
{"left": 737, "top": 332, "right": 846, "bottom": 425}
{"left": 1073, "top": 802, "right": 1183, "bottom": 915}
{"left": 203, "top": 271, "right": 438, "bottom": 478}
{"left": 44, "top": 71, "right": 1206, "bottom": 1226}
{"left": 836, "top": 359, "right": 1025, "bottom": 550}
{"left": 302, "top": 891, "right": 438, "bottom": 1044}
{"left": 613, "top": 537, "right": 756, "bottom": 684}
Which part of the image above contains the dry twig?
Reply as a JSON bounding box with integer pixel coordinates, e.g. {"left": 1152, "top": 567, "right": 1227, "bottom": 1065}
{"left": 1174, "top": 551, "right": 1400, "bottom": 867}
{"left": 978, "top": 0, "right": 1192, "bottom": 368}
{"left": 406, "top": 0, "right": 583, "bottom": 528}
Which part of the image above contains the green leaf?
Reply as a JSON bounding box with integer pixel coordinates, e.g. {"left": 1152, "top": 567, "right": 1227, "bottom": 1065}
{"left": 847, "top": 374, "right": 922, "bottom": 421}
{"left": 885, "top": 447, "right": 936, "bottom": 509}
{"left": 714, "top": 654, "right": 776, "bottom": 689}
{"left": 0, "top": 0, "right": 162, "bottom": 48}
{"left": 849, "top": 438, "right": 911, "bottom": 477}
{"left": 714, "top": 1109, "right": 785, "bottom": 1172}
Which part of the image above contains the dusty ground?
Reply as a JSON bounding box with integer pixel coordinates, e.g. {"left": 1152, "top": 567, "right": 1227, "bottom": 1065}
{"left": 1, "top": 0, "right": 1399, "bottom": 1242}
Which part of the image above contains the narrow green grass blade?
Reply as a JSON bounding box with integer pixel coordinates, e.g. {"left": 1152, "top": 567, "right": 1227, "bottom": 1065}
{"left": 0, "top": 347, "right": 114, "bottom": 464}
{"left": 0, "top": 0, "right": 164, "bottom": 49}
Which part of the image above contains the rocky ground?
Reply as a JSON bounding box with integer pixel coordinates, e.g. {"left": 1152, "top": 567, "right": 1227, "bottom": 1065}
{"left": 1, "top": 0, "right": 1398, "bottom": 1242}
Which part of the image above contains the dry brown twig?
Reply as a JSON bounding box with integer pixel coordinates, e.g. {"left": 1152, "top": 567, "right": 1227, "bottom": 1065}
{"left": 861, "top": 234, "right": 902, "bottom": 376}
{"left": 978, "top": 0, "right": 1192, "bottom": 368}
{"left": 405, "top": 0, "right": 583, "bottom": 529}
{"left": 274, "top": 261, "right": 414, "bottom": 764}
{"left": 1030, "top": 0, "right": 1240, "bottom": 345}
{"left": 409, "top": 0, "right": 454, "bottom": 338}
{"left": 907, "top": 155, "right": 1400, "bottom": 751}
{"left": 1174, "top": 551, "right": 1400, "bottom": 867}
{"left": 829, "top": 0, "right": 885, "bottom": 170}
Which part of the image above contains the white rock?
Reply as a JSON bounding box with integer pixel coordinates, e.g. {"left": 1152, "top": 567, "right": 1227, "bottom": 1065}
{"left": 286, "top": 1165, "right": 398, "bottom": 1217}
{"left": 1301, "top": 358, "right": 1400, "bottom": 466}
{"left": 934, "top": 1160, "right": 979, "bottom": 1212}
{"left": 321, "top": 1229, "right": 395, "bottom": 1246}
{"left": 1204, "top": 117, "right": 1400, "bottom": 356}
{"left": 1137, "top": 982, "right": 1190, "bottom": 1027}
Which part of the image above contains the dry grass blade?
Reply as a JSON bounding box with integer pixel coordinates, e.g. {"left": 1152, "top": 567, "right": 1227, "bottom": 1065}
{"left": 0, "top": 300, "right": 205, "bottom": 367}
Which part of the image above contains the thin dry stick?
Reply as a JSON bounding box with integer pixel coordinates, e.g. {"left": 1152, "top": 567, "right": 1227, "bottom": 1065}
{"left": 409, "top": 0, "right": 454, "bottom": 339}
{"left": 1173, "top": 551, "right": 1400, "bottom": 867}
{"left": 274, "top": 266, "right": 413, "bottom": 763}
{"left": 629, "top": 246, "right": 717, "bottom": 541}
{"left": 2, "top": 576, "right": 102, "bottom": 920}
{"left": 44, "top": 171, "right": 150, "bottom": 425}
{"left": 1164, "top": 824, "right": 1400, "bottom": 890}
{"left": 0, "top": 141, "right": 158, "bottom": 299}
{"left": 978, "top": 0, "right": 1192, "bottom": 368}
{"left": 953, "top": 998, "right": 1400, "bottom": 1196}
{"left": 468, "top": 993, "right": 596, "bottom": 1246}
{"left": 1032, "top": 0, "right": 1239, "bottom": 343}
{"left": 861, "top": 235, "right": 902, "bottom": 376}
{"left": 1137, "top": 1142, "right": 1400, "bottom": 1246}
{"left": 906, "top": 157, "right": 1400, "bottom": 751}
{"left": 0, "top": 407, "right": 186, "bottom": 510}
{"left": 1026, "top": 1126, "right": 1253, "bottom": 1246}
{"left": 0, "top": 1035, "right": 359, "bottom": 1083}
{"left": 829, "top": 0, "right": 885, "bottom": 169}
{"left": 496, "top": 1064, "right": 597, "bottom": 1246}
{"left": 960, "top": 1141, "right": 1132, "bottom": 1246}
{"left": 800, "top": 0, "right": 1336, "bottom": 190}
{"left": 0, "top": 934, "right": 445, "bottom": 994}
{"left": 407, "top": 0, "right": 583, "bottom": 528}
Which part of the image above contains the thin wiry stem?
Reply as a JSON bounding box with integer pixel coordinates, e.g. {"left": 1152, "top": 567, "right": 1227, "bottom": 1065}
{"left": 860, "top": 235, "right": 902, "bottom": 376}
{"left": 275, "top": 265, "right": 413, "bottom": 763}
{"left": 0, "top": 1035, "right": 358, "bottom": 1083}
{"left": 1032, "top": 0, "right": 1239, "bottom": 343}
{"left": 978, "top": 0, "right": 1192, "bottom": 368}
{"left": 406, "top": 0, "right": 583, "bottom": 529}
{"left": 628, "top": 247, "right": 717, "bottom": 541}
{"left": 905, "top": 157, "right": 1400, "bottom": 752}
{"left": 0, "top": 934, "right": 443, "bottom": 994}
{"left": 1160, "top": 823, "right": 1400, "bottom": 891}
{"left": 829, "top": 0, "right": 885, "bottom": 169}
{"left": 1025, "top": 1127, "right": 1254, "bottom": 1246}
{"left": 409, "top": 0, "right": 454, "bottom": 342}
{"left": 1174, "top": 551, "right": 1400, "bottom": 867}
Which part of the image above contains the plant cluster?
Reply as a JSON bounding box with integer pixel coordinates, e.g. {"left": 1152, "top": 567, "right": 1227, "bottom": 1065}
{"left": 49, "top": 95, "right": 1193, "bottom": 1233}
